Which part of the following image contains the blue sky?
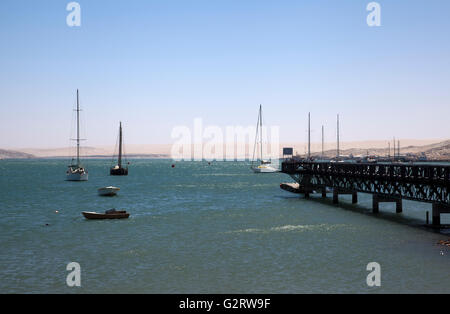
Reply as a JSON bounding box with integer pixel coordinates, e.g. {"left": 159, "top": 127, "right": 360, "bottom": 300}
{"left": 0, "top": 0, "right": 449, "bottom": 148}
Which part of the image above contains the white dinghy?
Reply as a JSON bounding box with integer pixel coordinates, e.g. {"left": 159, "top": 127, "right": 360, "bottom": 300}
{"left": 98, "top": 186, "right": 120, "bottom": 196}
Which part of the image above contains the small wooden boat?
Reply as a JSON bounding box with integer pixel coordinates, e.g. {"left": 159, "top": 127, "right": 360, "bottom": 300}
{"left": 98, "top": 186, "right": 120, "bottom": 196}
{"left": 82, "top": 209, "right": 129, "bottom": 220}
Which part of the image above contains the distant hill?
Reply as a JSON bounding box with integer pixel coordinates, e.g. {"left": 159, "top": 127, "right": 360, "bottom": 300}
{"left": 18, "top": 146, "right": 112, "bottom": 158}
{"left": 16, "top": 145, "right": 172, "bottom": 158}
{"left": 0, "top": 149, "right": 35, "bottom": 159}
{"left": 3, "top": 139, "right": 450, "bottom": 160}
{"left": 421, "top": 140, "right": 450, "bottom": 160}
{"left": 317, "top": 140, "right": 450, "bottom": 160}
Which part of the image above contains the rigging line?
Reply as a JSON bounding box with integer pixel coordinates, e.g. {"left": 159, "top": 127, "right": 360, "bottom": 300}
{"left": 69, "top": 100, "right": 76, "bottom": 163}
{"left": 119, "top": 123, "right": 127, "bottom": 165}
{"left": 80, "top": 95, "right": 89, "bottom": 166}
{"left": 251, "top": 106, "right": 260, "bottom": 165}
{"left": 122, "top": 129, "right": 128, "bottom": 166}
{"left": 111, "top": 128, "right": 120, "bottom": 167}
{"left": 259, "top": 105, "right": 263, "bottom": 162}
{"left": 120, "top": 125, "right": 127, "bottom": 166}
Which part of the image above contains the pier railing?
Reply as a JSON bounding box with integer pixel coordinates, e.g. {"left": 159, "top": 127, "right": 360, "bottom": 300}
{"left": 281, "top": 160, "right": 450, "bottom": 205}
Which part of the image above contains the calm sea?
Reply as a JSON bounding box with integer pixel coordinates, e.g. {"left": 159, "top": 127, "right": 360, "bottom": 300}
{"left": 0, "top": 159, "right": 449, "bottom": 293}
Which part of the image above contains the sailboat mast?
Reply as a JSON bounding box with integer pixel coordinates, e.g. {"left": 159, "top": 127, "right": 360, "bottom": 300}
{"left": 337, "top": 114, "right": 340, "bottom": 158}
{"left": 308, "top": 112, "right": 311, "bottom": 159}
{"left": 393, "top": 137, "right": 396, "bottom": 160}
{"left": 259, "top": 105, "right": 263, "bottom": 161}
{"left": 322, "top": 125, "right": 324, "bottom": 158}
{"left": 76, "top": 89, "right": 80, "bottom": 166}
{"left": 118, "top": 122, "right": 122, "bottom": 168}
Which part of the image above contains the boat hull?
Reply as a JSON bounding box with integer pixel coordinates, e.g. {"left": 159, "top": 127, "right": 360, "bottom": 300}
{"left": 280, "top": 182, "right": 302, "bottom": 193}
{"left": 66, "top": 172, "right": 89, "bottom": 181}
{"left": 110, "top": 168, "right": 128, "bottom": 176}
{"left": 98, "top": 187, "right": 120, "bottom": 196}
{"left": 251, "top": 165, "right": 278, "bottom": 173}
{"left": 82, "top": 211, "right": 129, "bottom": 219}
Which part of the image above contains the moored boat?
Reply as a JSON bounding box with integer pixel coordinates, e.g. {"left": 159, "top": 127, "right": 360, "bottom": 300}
{"left": 251, "top": 105, "right": 278, "bottom": 173}
{"left": 252, "top": 161, "right": 278, "bottom": 173}
{"left": 110, "top": 122, "right": 129, "bottom": 176}
{"left": 97, "top": 186, "right": 120, "bottom": 196}
{"left": 66, "top": 89, "right": 89, "bottom": 181}
{"left": 82, "top": 209, "right": 129, "bottom": 219}
{"left": 67, "top": 165, "right": 88, "bottom": 181}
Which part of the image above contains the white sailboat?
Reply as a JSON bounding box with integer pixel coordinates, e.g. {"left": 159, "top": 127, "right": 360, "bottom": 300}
{"left": 66, "top": 89, "right": 88, "bottom": 181}
{"left": 251, "top": 105, "right": 278, "bottom": 173}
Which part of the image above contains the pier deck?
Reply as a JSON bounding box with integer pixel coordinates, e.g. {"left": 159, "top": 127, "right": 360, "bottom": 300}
{"left": 281, "top": 160, "right": 450, "bottom": 226}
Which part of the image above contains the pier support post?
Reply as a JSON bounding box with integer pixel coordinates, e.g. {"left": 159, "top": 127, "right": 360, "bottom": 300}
{"left": 333, "top": 189, "right": 357, "bottom": 204}
{"left": 372, "top": 194, "right": 402, "bottom": 214}
{"left": 333, "top": 189, "right": 339, "bottom": 204}
{"left": 433, "top": 204, "right": 441, "bottom": 226}
{"left": 396, "top": 200, "right": 403, "bottom": 213}
{"left": 352, "top": 192, "right": 358, "bottom": 204}
{"left": 432, "top": 204, "right": 450, "bottom": 226}
{"left": 372, "top": 195, "right": 379, "bottom": 214}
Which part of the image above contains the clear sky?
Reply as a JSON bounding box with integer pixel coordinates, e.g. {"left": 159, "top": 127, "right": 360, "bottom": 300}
{"left": 0, "top": 0, "right": 449, "bottom": 148}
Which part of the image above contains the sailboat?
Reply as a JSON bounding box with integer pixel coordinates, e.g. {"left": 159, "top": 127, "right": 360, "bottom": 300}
{"left": 66, "top": 89, "right": 88, "bottom": 181}
{"left": 110, "top": 122, "right": 128, "bottom": 176}
{"left": 251, "top": 105, "right": 278, "bottom": 173}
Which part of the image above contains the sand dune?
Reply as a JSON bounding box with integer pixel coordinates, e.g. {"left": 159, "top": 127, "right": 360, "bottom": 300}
{"left": 16, "top": 144, "right": 172, "bottom": 158}
{"left": 0, "top": 149, "right": 35, "bottom": 159}
{"left": 2, "top": 139, "right": 449, "bottom": 160}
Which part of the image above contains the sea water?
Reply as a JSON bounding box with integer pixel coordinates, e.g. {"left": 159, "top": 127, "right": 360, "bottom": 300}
{"left": 0, "top": 159, "right": 448, "bottom": 293}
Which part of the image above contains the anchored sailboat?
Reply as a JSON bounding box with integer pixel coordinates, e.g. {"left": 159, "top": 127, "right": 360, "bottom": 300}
{"left": 110, "top": 122, "right": 128, "bottom": 176}
{"left": 66, "top": 89, "right": 88, "bottom": 181}
{"left": 251, "top": 105, "right": 278, "bottom": 173}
